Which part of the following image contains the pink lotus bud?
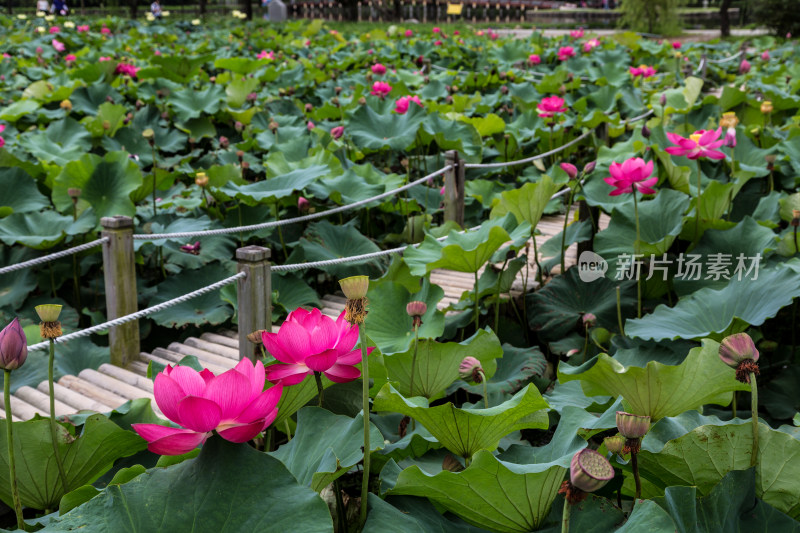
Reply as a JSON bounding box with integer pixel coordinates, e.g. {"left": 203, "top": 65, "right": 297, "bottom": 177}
{"left": 761, "top": 51, "right": 770, "bottom": 61}
{"left": 672, "top": 41, "right": 681, "bottom": 49}
{"left": 0, "top": 318, "right": 27, "bottom": 370}
{"left": 560, "top": 162, "right": 578, "bottom": 179}
{"left": 739, "top": 59, "right": 751, "bottom": 74}
{"left": 246, "top": 92, "right": 258, "bottom": 103}
{"left": 234, "top": 121, "right": 244, "bottom": 132}
{"left": 583, "top": 161, "right": 596, "bottom": 174}
{"left": 331, "top": 126, "right": 344, "bottom": 139}
{"left": 616, "top": 411, "right": 651, "bottom": 439}
{"left": 434, "top": 40, "right": 443, "bottom": 46}
{"left": 604, "top": 435, "right": 626, "bottom": 455}
{"left": 432, "top": 27, "right": 441, "bottom": 33}
{"left": 36, "top": 46, "right": 43, "bottom": 55}
{"left": 569, "top": 449, "right": 614, "bottom": 493}
{"left": 297, "top": 196, "right": 310, "bottom": 211}
{"left": 659, "top": 93, "right": 667, "bottom": 106}
{"left": 724, "top": 127, "right": 736, "bottom": 148}
{"left": 528, "top": 54, "right": 541, "bottom": 65}
{"left": 459, "top": 356, "right": 483, "bottom": 383}
{"left": 371, "top": 63, "right": 386, "bottom": 75}
{"left": 219, "top": 136, "right": 229, "bottom": 148}
{"left": 719, "top": 333, "right": 759, "bottom": 368}
{"left": 406, "top": 300, "right": 427, "bottom": 317}
{"left": 307, "top": 121, "right": 315, "bottom": 131}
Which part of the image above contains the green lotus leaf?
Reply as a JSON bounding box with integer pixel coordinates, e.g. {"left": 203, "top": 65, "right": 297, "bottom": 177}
{"left": 148, "top": 263, "right": 235, "bottom": 327}
{"left": 0, "top": 99, "right": 40, "bottom": 121}
{"left": 625, "top": 260, "right": 800, "bottom": 341}
{"left": 52, "top": 151, "right": 144, "bottom": 221}
{"left": 81, "top": 102, "right": 126, "bottom": 138}
{"left": 0, "top": 247, "right": 37, "bottom": 309}
{"left": 387, "top": 450, "right": 565, "bottom": 533}
{"left": 295, "top": 220, "right": 383, "bottom": 279}
{"left": 373, "top": 383, "right": 549, "bottom": 458}
{"left": 214, "top": 165, "right": 327, "bottom": 205}
{"left": 148, "top": 53, "right": 214, "bottom": 83}
{"left": 17, "top": 117, "right": 91, "bottom": 166}
{"left": 490, "top": 175, "right": 560, "bottom": 228}
{"left": 269, "top": 407, "right": 384, "bottom": 492}
{"left": 382, "top": 328, "right": 502, "bottom": 400}
{"left": 347, "top": 104, "right": 425, "bottom": 151}
{"left": 44, "top": 436, "right": 333, "bottom": 532}
{"left": 364, "top": 494, "right": 490, "bottom": 533}
{"left": 0, "top": 168, "right": 49, "bottom": 216}
{"left": 558, "top": 339, "right": 749, "bottom": 420}
{"left": 169, "top": 85, "right": 225, "bottom": 123}
{"left": 365, "top": 277, "right": 445, "bottom": 355}
{"left": 403, "top": 214, "right": 530, "bottom": 276}
{"left": 0, "top": 210, "right": 87, "bottom": 249}
{"left": 0, "top": 415, "right": 145, "bottom": 511}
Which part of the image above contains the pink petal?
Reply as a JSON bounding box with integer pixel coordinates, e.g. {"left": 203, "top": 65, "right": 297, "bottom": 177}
{"left": 703, "top": 149, "right": 726, "bottom": 160}
{"left": 643, "top": 159, "right": 654, "bottom": 177}
{"left": 203, "top": 369, "right": 253, "bottom": 419}
{"left": 199, "top": 369, "right": 215, "bottom": 384}
{"left": 276, "top": 321, "right": 313, "bottom": 360}
{"left": 608, "top": 162, "right": 623, "bottom": 180}
{"left": 153, "top": 373, "right": 186, "bottom": 424}
{"left": 666, "top": 132, "right": 686, "bottom": 145}
{"left": 169, "top": 365, "right": 207, "bottom": 396}
{"left": 264, "top": 363, "right": 310, "bottom": 385}
{"left": 262, "top": 331, "right": 297, "bottom": 364}
{"left": 234, "top": 358, "right": 265, "bottom": 397}
{"left": 217, "top": 419, "right": 269, "bottom": 443}
{"left": 177, "top": 396, "right": 222, "bottom": 432}
{"left": 336, "top": 348, "right": 364, "bottom": 366}
{"left": 308, "top": 315, "right": 338, "bottom": 354}
{"left": 233, "top": 386, "right": 283, "bottom": 424}
{"left": 699, "top": 128, "right": 721, "bottom": 145}
{"left": 305, "top": 348, "right": 339, "bottom": 372}
{"left": 324, "top": 364, "right": 362, "bottom": 383}
{"left": 132, "top": 423, "right": 208, "bottom": 455}
{"left": 664, "top": 146, "right": 686, "bottom": 156}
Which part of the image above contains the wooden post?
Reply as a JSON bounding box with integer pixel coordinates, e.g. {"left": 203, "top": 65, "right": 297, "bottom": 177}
{"left": 443, "top": 151, "right": 465, "bottom": 227}
{"left": 236, "top": 246, "right": 271, "bottom": 363}
{"left": 101, "top": 216, "right": 139, "bottom": 369}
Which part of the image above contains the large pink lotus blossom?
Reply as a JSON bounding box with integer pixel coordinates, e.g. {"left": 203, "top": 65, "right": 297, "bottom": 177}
{"left": 371, "top": 63, "right": 386, "bottom": 75}
{"left": 52, "top": 39, "right": 65, "bottom": 52}
{"left": 604, "top": 157, "right": 658, "bottom": 196}
{"left": 432, "top": 27, "right": 441, "bottom": 34}
{"left": 529, "top": 54, "right": 541, "bottom": 65}
{"left": 370, "top": 81, "right": 392, "bottom": 97}
{"left": 262, "top": 308, "right": 373, "bottom": 386}
{"left": 570, "top": 28, "right": 584, "bottom": 39}
{"left": 557, "top": 46, "right": 575, "bottom": 61}
{"left": 132, "top": 359, "right": 282, "bottom": 455}
{"left": 665, "top": 128, "right": 725, "bottom": 160}
{"left": 49, "top": 26, "right": 60, "bottom": 34}
{"left": 100, "top": 26, "right": 111, "bottom": 35}
{"left": 257, "top": 50, "right": 274, "bottom": 60}
{"left": 537, "top": 95, "right": 567, "bottom": 118}
{"left": 672, "top": 41, "right": 681, "bottom": 49}
{"left": 405, "top": 29, "right": 413, "bottom": 37}
{"left": 583, "top": 38, "right": 600, "bottom": 52}
{"left": 630, "top": 65, "right": 656, "bottom": 78}
{"left": 77, "top": 24, "right": 89, "bottom": 32}
{"left": 65, "top": 53, "right": 76, "bottom": 63}
{"left": 115, "top": 62, "right": 138, "bottom": 77}
{"left": 394, "top": 95, "right": 422, "bottom": 114}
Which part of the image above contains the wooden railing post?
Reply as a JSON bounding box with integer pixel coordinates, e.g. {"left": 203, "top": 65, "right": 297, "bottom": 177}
{"left": 101, "top": 216, "right": 139, "bottom": 368}
{"left": 443, "top": 150, "right": 465, "bottom": 227}
{"left": 236, "top": 246, "right": 271, "bottom": 363}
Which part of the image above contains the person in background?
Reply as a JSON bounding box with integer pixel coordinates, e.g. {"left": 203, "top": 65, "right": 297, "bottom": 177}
{"left": 50, "top": 0, "right": 68, "bottom": 15}
{"left": 36, "top": 0, "right": 50, "bottom": 13}
{"left": 151, "top": 0, "right": 162, "bottom": 18}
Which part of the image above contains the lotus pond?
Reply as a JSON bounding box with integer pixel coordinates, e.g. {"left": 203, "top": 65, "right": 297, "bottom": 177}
{"left": 0, "top": 14, "right": 800, "bottom": 532}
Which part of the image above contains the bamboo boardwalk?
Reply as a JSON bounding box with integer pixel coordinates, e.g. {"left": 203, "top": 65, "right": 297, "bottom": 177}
{"left": 2, "top": 210, "right": 609, "bottom": 422}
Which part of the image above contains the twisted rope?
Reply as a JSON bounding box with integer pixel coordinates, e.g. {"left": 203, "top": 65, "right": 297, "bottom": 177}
{"left": 27, "top": 271, "right": 246, "bottom": 351}
{"left": 0, "top": 238, "right": 108, "bottom": 276}
{"left": 707, "top": 50, "right": 743, "bottom": 64}
{"left": 464, "top": 130, "right": 592, "bottom": 169}
{"left": 132, "top": 165, "right": 453, "bottom": 242}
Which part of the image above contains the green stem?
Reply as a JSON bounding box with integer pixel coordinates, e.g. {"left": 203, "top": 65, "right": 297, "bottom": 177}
{"left": 473, "top": 270, "right": 480, "bottom": 332}
{"left": 274, "top": 203, "right": 288, "bottom": 260}
{"left": 632, "top": 449, "right": 642, "bottom": 500}
{"left": 284, "top": 420, "right": 292, "bottom": 442}
{"left": 750, "top": 372, "right": 759, "bottom": 468}
{"left": 560, "top": 187, "right": 574, "bottom": 276}
{"left": 151, "top": 145, "right": 158, "bottom": 218}
{"left": 633, "top": 189, "right": 641, "bottom": 319}
{"left": 314, "top": 371, "right": 324, "bottom": 408}
{"left": 334, "top": 478, "right": 347, "bottom": 533}
{"left": 561, "top": 498, "right": 571, "bottom": 533}
{"left": 616, "top": 286, "right": 625, "bottom": 336}
{"left": 494, "top": 257, "right": 510, "bottom": 333}
{"left": 4, "top": 371, "right": 24, "bottom": 531}
{"left": 409, "top": 324, "right": 419, "bottom": 397}
{"left": 478, "top": 370, "right": 488, "bottom": 409}
{"left": 732, "top": 392, "right": 737, "bottom": 419}
{"left": 49, "top": 339, "right": 68, "bottom": 492}
{"left": 695, "top": 159, "right": 702, "bottom": 243}
{"left": 359, "top": 326, "right": 371, "bottom": 527}
{"left": 582, "top": 329, "right": 589, "bottom": 364}
{"left": 532, "top": 230, "right": 543, "bottom": 285}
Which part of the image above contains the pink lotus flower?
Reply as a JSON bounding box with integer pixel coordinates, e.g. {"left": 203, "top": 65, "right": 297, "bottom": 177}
{"left": 476, "top": 30, "right": 484, "bottom": 37}
{"left": 672, "top": 41, "right": 681, "bottom": 49}
{"left": 665, "top": 128, "right": 725, "bottom": 160}
{"left": 724, "top": 127, "right": 736, "bottom": 148}
{"left": 557, "top": 46, "right": 575, "bottom": 61}
{"left": 257, "top": 50, "right": 274, "bottom": 60}
{"left": 630, "top": 65, "right": 656, "bottom": 78}
{"left": 739, "top": 59, "right": 750, "bottom": 74}
{"left": 604, "top": 157, "right": 658, "bottom": 196}
{"left": 537, "top": 95, "right": 567, "bottom": 118}
{"left": 405, "top": 29, "right": 413, "bottom": 37}
{"left": 394, "top": 95, "right": 422, "bottom": 114}
{"left": 154, "top": 49, "right": 162, "bottom": 56}
{"left": 489, "top": 32, "right": 498, "bottom": 40}
{"left": 52, "top": 39, "right": 65, "bottom": 52}
{"left": 583, "top": 38, "right": 600, "bottom": 52}
{"left": 65, "top": 53, "right": 76, "bottom": 63}
{"left": 528, "top": 54, "right": 541, "bottom": 65}
{"left": 77, "top": 24, "right": 89, "bottom": 32}
{"left": 101, "top": 26, "right": 111, "bottom": 35}
{"left": 297, "top": 196, "right": 310, "bottom": 211}
{"left": 49, "top": 26, "right": 60, "bottom": 34}
{"left": 434, "top": 40, "right": 443, "bottom": 46}
{"left": 99, "top": 56, "right": 112, "bottom": 62}
{"left": 560, "top": 162, "right": 578, "bottom": 179}
{"left": 132, "top": 359, "right": 282, "bottom": 455}
{"left": 0, "top": 124, "right": 5, "bottom": 148}
{"left": 761, "top": 51, "right": 770, "bottom": 61}
{"left": 180, "top": 241, "right": 201, "bottom": 255}
{"left": 433, "top": 27, "right": 441, "bottom": 34}
{"left": 262, "top": 308, "right": 373, "bottom": 385}
{"left": 570, "top": 28, "right": 584, "bottom": 39}
{"left": 371, "top": 63, "right": 386, "bottom": 75}
{"left": 331, "top": 125, "right": 344, "bottom": 139}
{"left": 453, "top": 30, "right": 460, "bottom": 35}
{"left": 307, "top": 121, "right": 315, "bottom": 131}
{"left": 115, "top": 62, "right": 138, "bottom": 78}
{"left": 370, "top": 81, "right": 392, "bottom": 97}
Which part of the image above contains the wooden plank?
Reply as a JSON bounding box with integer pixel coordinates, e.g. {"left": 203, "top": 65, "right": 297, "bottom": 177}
{"left": 184, "top": 337, "right": 240, "bottom": 360}
{"left": 39, "top": 382, "right": 112, "bottom": 413}
{"left": 60, "top": 375, "right": 129, "bottom": 410}
{"left": 324, "top": 294, "right": 346, "bottom": 304}
{"left": 14, "top": 386, "right": 73, "bottom": 417}
{"left": 151, "top": 348, "right": 228, "bottom": 375}
{"left": 129, "top": 361, "right": 150, "bottom": 377}
{"left": 167, "top": 342, "right": 237, "bottom": 370}
{"left": 78, "top": 369, "right": 161, "bottom": 416}
{"left": 200, "top": 332, "right": 238, "bottom": 349}
{"left": 0, "top": 392, "right": 44, "bottom": 421}
{"left": 98, "top": 364, "right": 154, "bottom": 394}
{"left": 0, "top": 410, "right": 22, "bottom": 422}
{"left": 139, "top": 351, "right": 174, "bottom": 370}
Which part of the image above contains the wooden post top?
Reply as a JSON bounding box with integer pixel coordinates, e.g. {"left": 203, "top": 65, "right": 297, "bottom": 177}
{"left": 236, "top": 246, "right": 271, "bottom": 262}
{"left": 100, "top": 215, "right": 134, "bottom": 229}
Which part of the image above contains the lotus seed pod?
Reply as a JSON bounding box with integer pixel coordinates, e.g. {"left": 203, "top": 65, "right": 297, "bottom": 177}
{"left": 615, "top": 411, "right": 651, "bottom": 439}
{"left": 35, "top": 304, "right": 62, "bottom": 323}
{"left": 459, "top": 356, "right": 483, "bottom": 383}
{"left": 406, "top": 301, "right": 427, "bottom": 318}
{"left": 339, "top": 276, "right": 369, "bottom": 300}
{"left": 719, "top": 333, "right": 759, "bottom": 368}
{"left": 195, "top": 172, "right": 208, "bottom": 188}
{"left": 604, "top": 435, "right": 626, "bottom": 455}
{"left": 569, "top": 448, "right": 614, "bottom": 493}
{"left": 760, "top": 101, "right": 773, "bottom": 114}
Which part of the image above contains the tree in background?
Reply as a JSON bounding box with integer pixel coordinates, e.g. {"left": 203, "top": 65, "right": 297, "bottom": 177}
{"left": 720, "top": 0, "right": 733, "bottom": 37}
{"left": 618, "top": 0, "right": 687, "bottom": 36}
{"left": 752, "top": 0, "right": 800, "bottom": 36}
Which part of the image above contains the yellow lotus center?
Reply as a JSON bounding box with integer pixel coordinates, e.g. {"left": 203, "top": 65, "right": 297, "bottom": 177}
{"left": 690, "top": 133, "right": 703, "bottom": 144}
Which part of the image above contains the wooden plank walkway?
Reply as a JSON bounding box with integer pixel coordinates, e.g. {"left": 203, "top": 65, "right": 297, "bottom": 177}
{"left": 7, "top": 211, "right": 608, "bottom": 422}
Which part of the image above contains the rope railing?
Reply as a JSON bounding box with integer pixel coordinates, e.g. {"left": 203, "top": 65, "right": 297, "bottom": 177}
{"left": 463, "top": 130, "right": 592, "bottom": 170}
{"left": 707, "top": 50, "right": 743, "bottom": 64}
{"left": 27, "top": 271, "right": 246, "bottom": 351}
{"left": 0, "top": 237, "right": 108, "bottom": 276}
{"left": 132, "top": 165, "right": 454, "bottom": 242}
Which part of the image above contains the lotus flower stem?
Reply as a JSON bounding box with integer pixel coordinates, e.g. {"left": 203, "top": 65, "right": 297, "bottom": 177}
{"left": 409, "top": 324, "right": 419, "bottom": 397}
{"left": 359, "top": 326, "right": 371, "bottom": 527}
{"left": 284, "top": 420, "right": 292, "bottom": 442}
{"left": 494, "top": 256, "right": 510, "bottom": 333}
{"left": 616, "top": 286, "right": 625, "bottom": 336}
{"left": 631, "top": 449, "right": 642, "bottom": 500}
{"left": 473, "top": 271, "right": 480, "bottom": 331}
{"left": 314, "top": 371, "right": 324, "bottom": 408}
{"left": 560, "top": 186, "right": 575, "bottom": 276}
{"left": 273, "top": 204, "right": 288, "bottom": 259}
{"left": 478, "top": 370, "right": 488, "bottom": 409}
{"left": 151, "top": 144, "right": 158, "bottom": 218}
{"left": 633, "top": 190, "right": 641, "bottom": 319}
{"left": 695, "top": 160, "right": 702, "bottom": 243}
{"left": 750, "top": 372, "right": 758, "bottom": 468}
{"left": 48, "top": 339, "right": 69, "bottom": 491}
{"left": 531, "top": 231, "right": 543, "bottom": 285}
{"left": 561, "top": 498, "right": 571, "bottom": 533}
{"left": 4, "top": 370, "right": 24, "bottom": 531}
{"left": 732, "top": 392, "right": 737, "bottom": 419}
